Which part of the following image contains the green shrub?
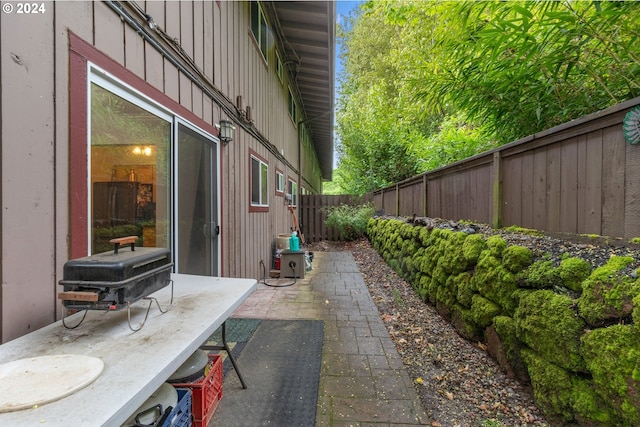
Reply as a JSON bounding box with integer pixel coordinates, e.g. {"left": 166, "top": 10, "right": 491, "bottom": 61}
{"left": 324, "top": 203, "right": 375, "bottom": 241}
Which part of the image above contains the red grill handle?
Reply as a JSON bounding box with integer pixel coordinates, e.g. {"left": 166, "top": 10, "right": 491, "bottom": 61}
{"left": 109, "top": 236, "right": 137, "bottom": 254}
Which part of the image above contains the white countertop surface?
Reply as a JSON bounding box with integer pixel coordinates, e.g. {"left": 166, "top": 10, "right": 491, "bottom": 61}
{"left": 0, "top": 273, "right": 257, "bottom": 426}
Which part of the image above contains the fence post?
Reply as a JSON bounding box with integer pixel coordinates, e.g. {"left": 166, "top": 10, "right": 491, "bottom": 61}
{"left": 395, "top": 184, "right": 400, "bottom": 216}
{"left": 423, "top": 174, "right": 428, "bottom": 217}
{"left": 492, "top": 152, "right": 503, "bottom": 229}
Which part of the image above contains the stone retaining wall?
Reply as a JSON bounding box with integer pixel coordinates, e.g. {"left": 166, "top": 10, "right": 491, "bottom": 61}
{"left": 368, "top": 217, "right": 640, "bottom": 426}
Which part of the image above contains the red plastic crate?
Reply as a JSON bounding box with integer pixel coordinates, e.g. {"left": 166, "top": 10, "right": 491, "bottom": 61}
{"left": 172, "top": 353, "right": 223, "bottom": 427}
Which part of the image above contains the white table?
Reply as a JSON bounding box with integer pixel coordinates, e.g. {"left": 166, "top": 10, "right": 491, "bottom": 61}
{"left": 0, "top": 273, "right": 256, "bottom": 426}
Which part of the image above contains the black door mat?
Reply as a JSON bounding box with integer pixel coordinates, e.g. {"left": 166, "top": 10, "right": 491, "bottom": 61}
{"left": 205, "top": 318, "right": 262, "bottom": 376}
{"left": 210, "top": 319, "right": 324, "bottom": 427}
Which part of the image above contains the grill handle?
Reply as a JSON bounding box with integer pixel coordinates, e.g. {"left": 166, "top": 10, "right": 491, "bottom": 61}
{"left": 109, "top": 236, "right": 138, "bottom": 254}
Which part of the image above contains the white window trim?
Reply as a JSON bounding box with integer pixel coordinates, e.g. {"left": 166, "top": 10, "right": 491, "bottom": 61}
{"left": 251, "top": 154, "right": 269, "bottom": 208}
{"left": 275, "top": 170, "right": 284, "bottom": 194}
{"left": 287, "top": 178, "right": 298, "bottom": 207}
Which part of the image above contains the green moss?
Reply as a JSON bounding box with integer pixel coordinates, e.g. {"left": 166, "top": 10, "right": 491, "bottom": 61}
{"left": 486, "top": 235, "right": 507, "bottom": 258}
{"left": 572, "top": 376, "right": 613, "bottom": 425}
{"left": 455, "top": 272, "right": 475, "bottom": 308}
{"left": 502, "top": 245, "right": 533, "bottom": 273}
{"left": 493, "top": 316, "right": 529, "bottom": 384}
{"left": 420, "top": 244, "right": 442, "bottom": 275}
{"left": 471, "top": 251, "right": 519, "bottom": 314}
{"left": 451, "top": 303, "right": 483, "bottom": 341}
{"left": 520, "top": 260, "right": 561, "bottom": 289}
{"left": 416, "top": 275, "right": 431, "bottom": 302}
{"left": 578, "top": 256, "right": 640, "bottom": 326}
{"left": 502, "top": 225, "right": 544, "bottom": 236}
{"left": 462, "top": 233, "right": 487, "bottom": 264}
{"left": 367, "top": 218, "right": 640, "bottom": 425}
{"left": 470, "top": 294, "right": 502, "bottom": 328}
{"left": 633, "top": 294, "right": 640, "bottom": 326}
{"left": 581, "top": 233, "right": 601, "bottom": 240}
{"left": 581, "top": 325, "right": 640, "bottom": 426}
{"left": 418, "top": 226, "right": 431, "bottom": 246}
{"left": 437, "top": 274, "right": 458, "bottom": 311}
{"left": 436, "top": 231, "right": 470, "bottom": 275}
{"left": 521, "top": 349, "right": 576, "bottom": 423}
{"left": 514, "top": 290, "right": 585, "bottom": 372}
{"left": 559, "top": 257, "right": 592, "bottom": 292}
{"left": 522, "top": 349, "right": 616, "bottom": 425}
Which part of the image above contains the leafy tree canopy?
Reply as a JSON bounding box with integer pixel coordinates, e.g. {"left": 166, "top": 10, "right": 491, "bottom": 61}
{"left": 333, "top": 0, "right": 640, "bottom": 195}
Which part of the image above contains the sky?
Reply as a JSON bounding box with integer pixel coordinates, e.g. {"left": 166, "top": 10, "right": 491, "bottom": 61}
{"left": 333, "top": 1, "right": 361, "bottom": 168}
{"left": 335, "top": 1, "right": 360, "bottom": 85}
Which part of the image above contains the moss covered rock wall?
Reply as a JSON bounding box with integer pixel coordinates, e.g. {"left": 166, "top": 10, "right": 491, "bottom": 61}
{"left": 367, "top": 217, "right": 640, "bottom": 426}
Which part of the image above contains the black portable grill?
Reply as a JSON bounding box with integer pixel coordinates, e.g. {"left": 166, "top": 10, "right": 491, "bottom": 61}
{"left": 58, "top": 236, "right": 173, "bottom": 314}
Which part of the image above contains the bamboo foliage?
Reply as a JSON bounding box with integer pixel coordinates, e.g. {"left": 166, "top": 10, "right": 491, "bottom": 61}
{"left": 335, "top": 1, "right": 640, "bottom": 195}
{"left": 420, "top": 0, "right": 640, "bottom": 143}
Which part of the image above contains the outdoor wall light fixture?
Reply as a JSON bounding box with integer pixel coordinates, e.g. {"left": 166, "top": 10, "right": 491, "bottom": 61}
{"left": 217, "top": 119, "right": 236, "bottom": 145}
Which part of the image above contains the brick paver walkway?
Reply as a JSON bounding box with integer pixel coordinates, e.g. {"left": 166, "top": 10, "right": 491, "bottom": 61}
{"left": 232, "top": 251, "right": 428, "bottom": 426}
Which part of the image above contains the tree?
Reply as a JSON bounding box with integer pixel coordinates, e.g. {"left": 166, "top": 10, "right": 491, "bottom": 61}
{"left": 334, "top": 1, "right": 640, "bottom": 195}
{"left": 419, "top": 1, "right": 640, "bottom": 143}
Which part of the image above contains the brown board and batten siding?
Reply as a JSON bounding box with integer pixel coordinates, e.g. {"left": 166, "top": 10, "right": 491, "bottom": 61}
{"left": 1, "top": 1, "right": 328, "bottom": 342}
{"left": 372, "top": 96, "right": 640, "bottom": 240}
{"left": 0, "top": 4, "right": 57, "bottom": 341}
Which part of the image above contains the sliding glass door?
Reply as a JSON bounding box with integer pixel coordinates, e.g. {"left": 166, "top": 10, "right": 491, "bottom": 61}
{"left": 176, "top": 122, "right": 219, "bottom": 276}
{"left": 89, "top": 67, "right": 220, "bottom": 276}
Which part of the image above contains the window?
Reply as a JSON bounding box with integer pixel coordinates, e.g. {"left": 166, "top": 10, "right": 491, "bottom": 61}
{"left": 251, "top": 152, "right": 269, "bottom": 210}
{"left": 287, "top": 178, "right": 298, "bottom": 207}
{"left": 87, "top": 65, "right": 221, "bottom": 275}
{"left": 288, "top": 87, "right": 297, "bottom": 123}
{"left": 276, "top": 51, "right": 284, "bottom": 84}
{"left": 90, "top": 78, "right": 172, "bottom": 254}
{"left": 70, "top": 35, "right": 222, "bottom": 273}
{"left": 250, "top": 1, "right": 269, "bottom": 62}
{"left": 275, "top": 169, "right": 284, "bottom": 195}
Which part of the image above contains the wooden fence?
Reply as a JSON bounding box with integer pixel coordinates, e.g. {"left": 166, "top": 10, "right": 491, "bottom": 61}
{"left": 372, "top": 96, "right": 640, "bottom": 239}
{"left": 299, "top": 194, "right": 372, "bottom": 242}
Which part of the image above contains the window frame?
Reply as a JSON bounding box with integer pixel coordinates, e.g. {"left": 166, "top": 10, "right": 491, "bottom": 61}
{"left": 249, "top": 150, "right": 269, "bottom": 212}
{"left": 250, "top": 1, "right": 269, "bottom": 64}
{"left": 288, "top": 87, "right": 297, "bottom": 124}
{"left": 287, "top": 177, "right": 298, "bottom": 207}
{"left": 275, "top": 168, "right": 285, "bottom": 196}
{"left": 68, "top": 33, "right": 223, "bottom": 266}
{"left": 276, "top": 51, "right": 284, "bottom": 84}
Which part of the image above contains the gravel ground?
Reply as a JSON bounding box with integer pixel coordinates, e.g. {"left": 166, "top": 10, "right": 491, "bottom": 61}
{"left": 306, "top": 224, "right": 640, "bottom": 427}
